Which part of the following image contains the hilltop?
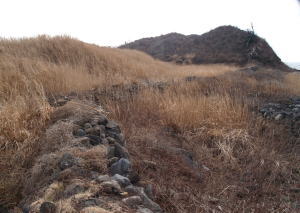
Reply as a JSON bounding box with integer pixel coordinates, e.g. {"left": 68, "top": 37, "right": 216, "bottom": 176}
{"left": 121, "top": 26, "right": 290, "bottom": 69}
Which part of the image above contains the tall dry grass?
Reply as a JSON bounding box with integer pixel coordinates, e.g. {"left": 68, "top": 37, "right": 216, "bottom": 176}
{"left": 0, "top": 36, "right": 238, "bottom": 207}
{"left": 103, "top": 71, "right": 300, "bottom": 212}
{"left": 1, "top": 35, "right": 300, "bottom": 211}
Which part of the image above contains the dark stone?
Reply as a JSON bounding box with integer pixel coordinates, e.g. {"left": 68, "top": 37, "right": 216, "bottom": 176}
{"left": 22, "top": 206, "right": 30, "bottom": 213}
{"left": 78, "top": 198, "right": 103, "bottom": 208}
{"left": 96, "top": 175, "right": 110, "bottom": 183}
{"left": 105, "top": 131, "right": 125, "bottom": 145}
{"left": 87, "top": 135, "right": 102, "bottom": 146}
{"left": 58, "top": 153, "right": 76, "bottom": 170}
{"left": 127, "top": 171, "right": 140, "bottom": 184}
{"left": 112, "top": 174, "right": 131, "bottom": 187}
{"left": 105, "top": 120, "right": 121, "bottom": 133}
{"left": 122, "top": 196, "right": 143, "bottom": 207}
{"left": 106, "top": 137, "right": 116, "bottom": 144}
{"left": 85, "top": 126, "right": 103, "bottom": 136}
{"left": 64, "top": 183, "right": 86, "bottom": 197}
{"left": 114, "top": 143, "right": 130, "bottom": 159}
{"left": 123, "top": 186, "right": 162, "bottom": 212}
{"left": 40, "top": 202, "right": 56, "bottom": 213}
{"left": 74, "top": 128, "right": 86, "bottom": 137}
{"left": 107, "top": 146, "right": 115, "bottom": 159}
{"left": 98, "top": 115, "right": 108, "bottom": 125}
{"left": 108, "top": 157, "right": 119, "bottom": 167}
{"left": 84, "top": 123, "right": 92, "bottom": 129}
{"left": 100, "top": 180, "right": 122, "bottom": 194}
{"left": 109, "top": 158, "right": 131, "bottom": 176}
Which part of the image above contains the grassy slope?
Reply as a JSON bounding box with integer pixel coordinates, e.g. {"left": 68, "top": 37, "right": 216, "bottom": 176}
{"left": 0, "top": 36, "right": 299, "bottom": 211}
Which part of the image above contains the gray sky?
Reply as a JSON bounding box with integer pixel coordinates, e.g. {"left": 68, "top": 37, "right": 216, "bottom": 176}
{"left": 0, "top": 0, "right": 299, "bottom": 62}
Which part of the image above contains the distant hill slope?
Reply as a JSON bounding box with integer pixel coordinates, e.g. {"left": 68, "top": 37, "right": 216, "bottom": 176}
{"left": 121, "top": 26, "right": 288, "bottom": 69}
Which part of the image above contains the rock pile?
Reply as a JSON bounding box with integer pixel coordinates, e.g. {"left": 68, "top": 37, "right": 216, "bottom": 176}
{"left": 18, "top": 102, "right": 162, "bottom": 213}
{"left": 259, "top": 97, "right": 300, "bottom": 136}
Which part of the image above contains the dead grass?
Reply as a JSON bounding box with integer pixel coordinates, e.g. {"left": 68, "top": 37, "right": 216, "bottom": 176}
{"left": 0, "top": 36, "right": 300, "bottom": 211}
{"left": 104, "top": 71, "right": 300, "bottom": 212}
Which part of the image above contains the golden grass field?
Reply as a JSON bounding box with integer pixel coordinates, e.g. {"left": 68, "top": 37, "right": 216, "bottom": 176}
{"left": 0, "top": 36, "right": 300, "bottom": 212}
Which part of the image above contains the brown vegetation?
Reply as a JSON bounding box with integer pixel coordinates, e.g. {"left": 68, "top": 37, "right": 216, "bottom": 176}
{"left": 0, "top": 36, "right": 300, "bottom": 212}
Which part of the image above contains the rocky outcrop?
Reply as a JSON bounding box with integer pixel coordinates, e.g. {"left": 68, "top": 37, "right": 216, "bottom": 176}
{"left": 121, "top": 26, "right": 292, "bottom": 70}
{"left": 260, "top": 97, "right": 300, "bottom": 137}
{"left": 17, "top": 102, "right": 162, "bottom": 213}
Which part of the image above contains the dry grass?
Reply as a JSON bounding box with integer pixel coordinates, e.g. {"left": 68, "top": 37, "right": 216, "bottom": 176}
{"left": 104, "top": 72, "right": 300, "bottom": 212}
{"left": 285, "top": 72, "right": 300, "bottom": 95}
{"left": 0, "top": 36, "right": 300, "bottom": 212}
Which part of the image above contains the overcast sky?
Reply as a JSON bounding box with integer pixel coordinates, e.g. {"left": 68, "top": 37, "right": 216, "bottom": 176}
{"left": 0, "top": 0, "right": 299, "bottom": 62}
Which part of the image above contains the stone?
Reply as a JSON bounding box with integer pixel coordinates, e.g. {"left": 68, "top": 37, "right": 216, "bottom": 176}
{"left": 108, "top": 157, "right": 119, "bottom": 167}
{"left": 40, "top": 202, "right": 56, "bottom": 213}
{"left": 22, "top": 206, "right": 30, "bottom": 213}
{"left": 100, "top": 180, "right": 122, "bottom": 194}
{"left": 105, "top": 131, "right": 125, "bottom": 145}
{"left": 122, "top": 196, "right": 142, "bottom": 207}
{"left": 124, "top": 185, "right": 136, "bottom": 194}
{"left": 293, "top": 113, "right": 300, "bottom": 120}
{"left": 137, "top": 208, "right": 154, "bottom": 213}
{"left": 101, "top": 138, "right": 108, "bottom": 144}
{"left": 64, "top": 182, "right": 86, "bottom": 197}
{"left": 91, "top": 119, "right": 99, "bottom": 127}
{"left": 107, "top": 146, "right": 115, "bottom": 159}
{"left": 127, "top": 171, "right": 140, "bottom": 184}
{"left": 99, "top": 125, "right": 106, "bottom": 132}
{"left": 96, "top": 175, "right": 111, "bottom": 183}
{"left": 87, "top": 135, "right": 102, "bottom": 146}
{"left": 86, "top": 126, "right": 103, "bottom": 136}
{"left": 74, "top": 129, "right": 86, "bottom": 137}
{"left": 109, "top": 158, "right": 131, "bottom": 176}
{"left": 78, "top": 137, "right": 91, "bottom": 147}
{"left": 114, "top": 143, "right": 129, "bottom": 159}
{"left": 79, "top": 198, "right": 103, "bottom": 208}
{"left": 124, "top": 186, "right": 162, "bottom": 212}
{"left": 117, "top": 133, "right": 125, "bottom": 145}
{"left": 106, "top": 137, "right": 116, "bottom": 144}
{"left": 58, "top": 153, "right": 76, "bottom": 170}
{"left": 98, "top": 115, "right": 108, "bottom": 125}
{"left": 274, "top": 113, "right": 284, "bottom": 121}
{"left": 84, "top": 123, "right": 92, "bottom": 129}
{"left": 90, "top": 171, "right": 100, "bottom": 179}
{"left": 105, "top": 120, "right": 120, "bottom": 132}
{"left": 112, "top": 174, "right": 131, "bottom": 187}
{"left": 56, "top": 98, "right": 68, "bottom": 106}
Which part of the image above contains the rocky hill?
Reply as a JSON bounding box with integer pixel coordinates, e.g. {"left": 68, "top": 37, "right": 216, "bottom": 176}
{"left": 121, "top": 26, "right": 289, "bottom": 69}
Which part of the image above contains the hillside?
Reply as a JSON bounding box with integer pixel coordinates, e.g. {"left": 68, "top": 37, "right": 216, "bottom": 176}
{"left": 1, "top": 36, "right": 300, "bottom": 212}
{"left": 121, "top": 26, "right": 289, "bottom": 69}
